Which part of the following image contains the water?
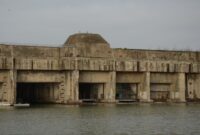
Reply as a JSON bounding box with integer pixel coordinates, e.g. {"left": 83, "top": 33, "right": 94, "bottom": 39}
{"left": 0, "top": 103, "right": 200, "bottom": 135}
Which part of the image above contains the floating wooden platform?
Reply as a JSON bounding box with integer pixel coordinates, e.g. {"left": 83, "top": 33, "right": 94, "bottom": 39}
{"left": 82, "top": 99, "right": 97, "bottom": 103}
{"left": 14, "top": 103, "right": 30, "bottom": 107}
{"left": 0, "top": 103, "right": 11, "bottom": 106}
{"left": 118, "top": 99, "right": 137, "bottom": 102}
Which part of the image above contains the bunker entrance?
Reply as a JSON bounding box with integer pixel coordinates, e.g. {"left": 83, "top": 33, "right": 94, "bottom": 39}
{"left": 16, "top": 83, "right": 59, "bottom": 104}
{"left": 79, "top": 83, "right": 104, "bottom": 102}
{"left": 150, "top": 83, "right": 170, "bottom": 102}
{"left": 116, "top": 83, "right": 138, "bottom": 102}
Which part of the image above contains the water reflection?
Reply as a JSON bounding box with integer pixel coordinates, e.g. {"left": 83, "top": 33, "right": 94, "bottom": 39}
{"left": 0, "top": 103, "right": 200, "bottom": 135}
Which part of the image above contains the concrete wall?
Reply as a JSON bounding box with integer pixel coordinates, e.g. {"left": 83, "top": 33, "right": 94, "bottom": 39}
{"left": 0, "top": 70, "right": 15, "bottom": 103}
{"left": 13, "top": 46, "right": 60, "bottom": 58}
{"left": 113, "top": 48, "right": 200, "bottom": 62}
{"left": 17, "top": 71, "right": 63, "bottom": 83}
{"left": 186, "top": 73, "right": 200, "bottom": 101}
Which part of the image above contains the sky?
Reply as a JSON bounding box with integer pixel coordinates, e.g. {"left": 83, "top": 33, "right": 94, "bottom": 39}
{"left": 0, "top": 0, "right": 200, "bottom": 50}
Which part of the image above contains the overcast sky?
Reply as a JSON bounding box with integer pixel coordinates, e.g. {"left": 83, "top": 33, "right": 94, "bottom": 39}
{"left": 0, "top": 0, "right": 200, "bottom": 50}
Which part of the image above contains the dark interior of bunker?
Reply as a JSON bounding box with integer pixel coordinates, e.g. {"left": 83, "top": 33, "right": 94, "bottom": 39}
{"left": 79, "top": 83, "right": 104, "bottom": 102}
{"left": 16, "top": 83, "right": 59, "bottom": 104}
{"left": 116, "top": 83, "right": 138, "bottom": 102}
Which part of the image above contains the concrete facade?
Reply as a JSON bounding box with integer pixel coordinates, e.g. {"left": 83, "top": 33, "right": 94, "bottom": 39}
{"left": 0, "top": 33, "right": 200, "bottom": 105}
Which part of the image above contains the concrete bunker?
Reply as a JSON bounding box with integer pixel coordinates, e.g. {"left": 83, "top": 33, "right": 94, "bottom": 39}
{"left": 116, "top": 83, "right": 138, "bottom": 102}
{"left": 1, "top": 33, "right": 200, "bottom": 105}
{"left": 150, "top": 83, "right": 170, "bottom": 102}
{"left": 79, "top": 83, "right": 104, "bottom": 102}
{"left": 16, "top": 83, "right": 59, "bottom": 104}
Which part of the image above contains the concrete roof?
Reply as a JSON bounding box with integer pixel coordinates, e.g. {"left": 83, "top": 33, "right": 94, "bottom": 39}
{"left": 64, "top": 33, "right": 108, "bottom": 46}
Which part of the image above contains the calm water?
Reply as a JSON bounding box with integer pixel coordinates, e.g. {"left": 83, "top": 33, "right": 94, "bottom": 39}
{"left": 0, "top": 103, "right": 200, "bottom": 135}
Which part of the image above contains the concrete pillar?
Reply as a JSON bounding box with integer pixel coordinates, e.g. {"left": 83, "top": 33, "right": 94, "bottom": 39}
{"left": 64, "top": 70, "right": 79, "bottom": 104}
{"left": 64, "top": 71, "right": 70, "bottom": 103}
{"left": 104, "top": 71, "right": 116, "bottom": 102}
{"left": 64, "top": 70, "right": 79, "bottom": 103}
{"left": 72, "top": 70, "right": 79, "bottom": 102}
{"left": 8, "top": 70, "right": 17, "bottom": 105}
{"left": 139, "top": 72, "right": 151, "bottom": 102}
{"left": 177, "top": 73, "right": 186, "bottom": 102}
{"left": 186, "top": 74, "right": 194, "bottom": 100}
{"left": 10, "top": 46, "right": 16, "bottom": 105}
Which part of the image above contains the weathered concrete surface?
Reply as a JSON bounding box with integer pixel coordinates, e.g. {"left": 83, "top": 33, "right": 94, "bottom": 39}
{"left": 0, "top": 33, "right": 200, "bottom": 105}
{"left": 186, "top": 73, "right": 200, "bottom": 101}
